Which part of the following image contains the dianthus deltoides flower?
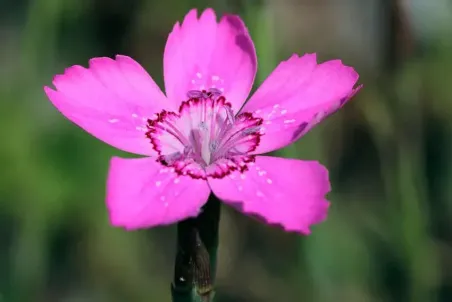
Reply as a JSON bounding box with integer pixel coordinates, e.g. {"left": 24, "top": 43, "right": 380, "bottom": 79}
{"left": 44, "top": 9, "right": 361, "bottom": 234}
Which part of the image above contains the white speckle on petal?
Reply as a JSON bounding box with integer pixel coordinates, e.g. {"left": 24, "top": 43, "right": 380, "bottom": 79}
{"left": 255, "top": 109, "right": 261, "bottom": 114}
{"left": 256, "top": 190, "right": 264, "bottom": 197}
{"left": 164, "top": 202, "right": 169, "bottom": 207}
{"left": 212, "top": 75, "right": 220, "bottom": 82}
{"left": 229, "top": 174, "right": 236, "bottom": 179}
{"left": 258, "top": 170, "right": 267, "bottom": 176}
{"left": 273, "top": 104, "right": 280, "bottom": 109}
{"left": 131, "top": 113, "right": 138, "bottom": 118}
{"left": 174, "top": 178, "right": 180, "bottom": 184}
{"left": 159, "top": 168, "right": 168, "bottom": 174}
{"left": 266, "top": 178, "right": 273, "bottom": 184}
{"left": 281, "top": 109, "right": 287, "bottom": 115}
{"left": 196, "top": 72, "right": 202, "bottom": 78}
{"left": 191, "top": 79, "right": 196, "bottom": 84}
{"left": 265, "top": 120, "right": 272, "bottom": 125}
{"left": 155, "top": 181, "right": 161, "bottom": 187}
{"left": 284, "top": 119, "right": 296, "bottom": 124}
{"left": 108, "top": 118, "right": 119, "bottom": 123}
{"left": 240, "top": 174, "right": 246, "bottom": 180}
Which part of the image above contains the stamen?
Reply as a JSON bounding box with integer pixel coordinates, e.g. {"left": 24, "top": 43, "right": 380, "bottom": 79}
{"left": 183, "top": 146, "right": 193, "bottom": 156}
{"left": 224, "top": 106, "right": 235, "bottom": 124}
{"left": 160, "top": 152, "right": 182, "bottom": 165}
{"left": 208, "top": 88, "right": 222, "bottom": 99}
{"left": 209, "top": 141, "right": 218, "bottom": 153}
{"left": 243, "top": 126, "right": 261, "bottom": 135}
{"left": 146, "top": 88, "right": 263, "bottom": 179}
{"left": 187, "top": 90, "right": 203, "bottom": 99}
{"left": 199, "top": 121, "right": 208, "bottom": 131}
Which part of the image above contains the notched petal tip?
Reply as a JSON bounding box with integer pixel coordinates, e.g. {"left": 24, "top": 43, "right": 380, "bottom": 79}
{"left": 182, "top": 8, "right": 199, "bottom": 26}
{"left": 304, "top": 53, "right": 318, "bottom": 63}
{"left": 289, "top": 52, "right": 317, "bottom": 62}
{"left": 181, "top": 8, "right": 247, "bottom": 28}
{"left": 169, "top": 21, "right": 181, "bottom": 34}
{"left": 49, "top": 65, "right": 85, "bottom": 89}
{"left": 324, "top": 59, "right": 360, "bottom": 83}
{"left": 114, "top": 54, "right": 132, "bottom": 62}
{"left": 88, "top": 56, "right": 116, "bottom": 70}
{"left": 220, "top": 14, "right": 247, "bottom": 33}
{"left": 43, "top": 85, "right": 54, "bottom": 95}
{"left": 183, "top": 8, "right": 218, "bottom": 23}
{"left": 286, "top": 197, "right": 330, "bottom": 235}
{"left": 345, "top": 66, "right": 360, "bottom": 84}
{"left": 43, "top": 86, "right": 64, "bottom": 109}
{"left": 200, "top": 7, "right": 216, "bottom": 20}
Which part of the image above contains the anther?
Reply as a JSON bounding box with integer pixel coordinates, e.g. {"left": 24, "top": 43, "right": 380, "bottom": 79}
{"left": 161, "top": 152, "right": 182, "bottom": 165}
{"left": 208, "top": 88, "right": 222, "bottom": 98}
{"left": 243, "top": 126, "right": 261, "bottom": 135}
{"left": 199, "top": 122, "right": 208, "bottom": 131}
{"left": 209, "top": 141, "right": 218, "bottom": 153}
{"left": 187, "top": 90, "right": 203, "bottom": 99}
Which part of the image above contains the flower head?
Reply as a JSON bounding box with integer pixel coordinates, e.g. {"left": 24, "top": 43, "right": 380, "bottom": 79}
{"left": 44, "top": 9, "right": 361, "bottom": 234}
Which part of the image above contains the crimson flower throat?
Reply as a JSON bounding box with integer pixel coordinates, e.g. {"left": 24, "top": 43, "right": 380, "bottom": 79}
{"left": 146, "top": 89, "right": 263, "bottom": 179}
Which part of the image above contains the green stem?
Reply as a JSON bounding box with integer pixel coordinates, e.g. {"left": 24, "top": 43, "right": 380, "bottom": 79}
{"left": 171, "top": 194, "right": 221, "bottom": 302}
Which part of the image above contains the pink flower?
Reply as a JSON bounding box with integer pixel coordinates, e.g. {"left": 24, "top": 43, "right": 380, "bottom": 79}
{"left": 44, "top": 9, "right": 361, "bottom": 234}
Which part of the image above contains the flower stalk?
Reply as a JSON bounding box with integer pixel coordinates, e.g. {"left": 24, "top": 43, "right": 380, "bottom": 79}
{"left": 171, "top": 195, "right": 221, "bottom": 302}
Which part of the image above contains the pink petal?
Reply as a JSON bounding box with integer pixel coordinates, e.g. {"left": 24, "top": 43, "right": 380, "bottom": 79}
{"left": 208, "top": 156, "right": 330, "bottom": 234}
{"left": 44, "top": 55, "right": 171, "bottom": 156}
{"left": 107, "top": 156, "right": 211, "bottom": 230}
{"left": 163, "top": 9, "right": 257, "bottom": 113}
{"left": 241, "top": 54, "right": 360, "bottom": 154}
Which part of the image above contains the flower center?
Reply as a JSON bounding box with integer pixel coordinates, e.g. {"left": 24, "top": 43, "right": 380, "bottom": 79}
{"left": 146, "top": 88, "right": 263, "bottom": 179}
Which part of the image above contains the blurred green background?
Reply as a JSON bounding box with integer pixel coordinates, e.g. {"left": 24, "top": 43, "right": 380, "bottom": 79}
{"left": 1, "top": 0, "right": 452, "bottom": 301}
